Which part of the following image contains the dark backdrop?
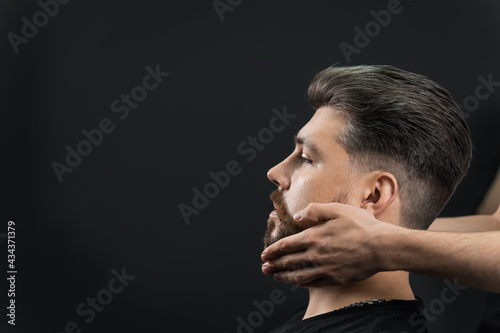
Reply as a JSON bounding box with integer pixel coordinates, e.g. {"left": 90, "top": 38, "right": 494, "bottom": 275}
{"left": 1, "top": 1, "right": 500, "bottom": 332}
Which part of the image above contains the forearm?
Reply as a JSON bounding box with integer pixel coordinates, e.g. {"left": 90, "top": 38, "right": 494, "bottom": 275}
{"left": 377, "top": 226, "right": 500, "bottom": 292}
{"left": 429, "top": 214, "right": 500, "bottom": 232}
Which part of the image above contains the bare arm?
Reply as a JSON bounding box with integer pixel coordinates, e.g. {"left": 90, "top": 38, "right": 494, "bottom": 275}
{"left": 386, "top": 171, "right": 500, "bottom": 288}
{"left": 379, "top": 222, "right": 500, "bottom": 292}
{"left": 429, "top": 167, "right": 500, "bottom": 232}
{"left": 429, "top": 213, "right": 500, "bottom": 232}
{"left": 262, "top": 203, "right": 500, "bottom": 292}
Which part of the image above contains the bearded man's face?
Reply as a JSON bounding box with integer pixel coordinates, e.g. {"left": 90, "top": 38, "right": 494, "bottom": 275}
{"left": 263, "top": 107, "right": 355, "bottom": 248}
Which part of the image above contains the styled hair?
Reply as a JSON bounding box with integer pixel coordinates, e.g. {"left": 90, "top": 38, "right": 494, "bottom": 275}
{"left": 308, "top": 65, "right": 472, "bottom": 230}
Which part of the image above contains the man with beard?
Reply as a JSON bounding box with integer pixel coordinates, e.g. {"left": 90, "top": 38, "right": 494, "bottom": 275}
{"left": 261, "top": 65, "right": 472, "bottom": 333}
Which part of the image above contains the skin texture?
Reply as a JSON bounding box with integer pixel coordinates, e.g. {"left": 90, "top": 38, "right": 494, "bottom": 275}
{"left": 261, "top": 194, "right": 500, "bottom": 292}
{"left": 263, "top": 106, "right": 417, "bottom": 317}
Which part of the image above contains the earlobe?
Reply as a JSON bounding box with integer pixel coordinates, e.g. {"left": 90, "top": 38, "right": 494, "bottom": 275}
{"left": 361, "top": 173, "right": 398, "bottom": 216}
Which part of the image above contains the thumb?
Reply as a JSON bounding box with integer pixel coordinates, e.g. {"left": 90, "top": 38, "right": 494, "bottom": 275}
{"left": 294, "top": 202, "right": 351, "bottom": 223}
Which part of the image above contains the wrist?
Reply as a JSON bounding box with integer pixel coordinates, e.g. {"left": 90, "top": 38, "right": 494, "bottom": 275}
{"left": 369, "top": 222, "right": 415, "bottom": 272}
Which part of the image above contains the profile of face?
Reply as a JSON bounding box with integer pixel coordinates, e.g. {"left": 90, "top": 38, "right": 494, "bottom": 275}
{"left": 263, "top": 107, "right": 360, "bottom": 248}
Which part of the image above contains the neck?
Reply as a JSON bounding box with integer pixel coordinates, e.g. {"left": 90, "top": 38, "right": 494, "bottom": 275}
{"left": 303, "top": 271, "right": 415, "bottom": 319}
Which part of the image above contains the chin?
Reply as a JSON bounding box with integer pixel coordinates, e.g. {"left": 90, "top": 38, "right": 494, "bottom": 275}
{"left": 263, "top": 217, "right": 282, "bottom": 248}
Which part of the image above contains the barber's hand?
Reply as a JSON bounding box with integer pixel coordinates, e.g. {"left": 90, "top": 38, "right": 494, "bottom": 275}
{"left": 261, "top": 203, "right": 394, "bottom": 287}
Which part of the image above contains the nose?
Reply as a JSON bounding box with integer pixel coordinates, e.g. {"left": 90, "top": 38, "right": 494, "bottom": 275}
{"left": 267, "top": 158, "right": 291, "bottom": 190}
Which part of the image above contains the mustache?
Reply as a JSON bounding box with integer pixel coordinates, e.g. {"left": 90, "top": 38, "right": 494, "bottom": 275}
{"left": 264, "top": 189, "right": 308, "bottom": 249}
{"left": 270, "top": 189, "right": 292, "bottom": 222}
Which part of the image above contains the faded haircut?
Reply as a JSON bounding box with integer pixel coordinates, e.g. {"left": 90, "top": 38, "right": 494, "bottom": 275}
{"left": 308, "top": 65, "right": 472, "bottom": 230}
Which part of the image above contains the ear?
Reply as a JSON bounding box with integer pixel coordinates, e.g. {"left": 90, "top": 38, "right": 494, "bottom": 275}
{"left": 360, "top": 172, "right": 398, "bottom": 216}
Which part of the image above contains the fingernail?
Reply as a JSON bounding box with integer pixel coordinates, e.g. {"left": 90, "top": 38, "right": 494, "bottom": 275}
{"left": 293, "top": 212, "right": 302, "bottom": 220}
{"left": 274, "top": 273, "right": 282, "bottom": 281}
{"left": 261, "top": 252, "right": 267, "bottom": 260}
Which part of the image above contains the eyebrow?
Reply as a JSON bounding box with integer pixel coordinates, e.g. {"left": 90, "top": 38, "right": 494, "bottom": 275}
{"left": 294, "top": 134, "right": 321, "bottom": 156}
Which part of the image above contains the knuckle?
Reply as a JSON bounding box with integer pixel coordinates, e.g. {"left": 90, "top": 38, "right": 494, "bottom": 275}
{"left": 318, "top": 240, "right": 330, "bottom": 254}
{"left": 279, "top": 240, "right": 289, "bottom": 252}
{"left": 303, "top": 253, "right": 316, "bottom": 268}
{"left": 305, "top": 203, "right": 317, "bottom": 215}
{"left": 282, "top": 258, "right": 291, "bottom": 270}
{"left": 307, "top": 231, "right": 321, "bottom": 247}
{"left": 282, "top": 272, "right": 293, "bottom": 282}
{"left": 320, "top": 253, "right": 333, "bottom": 266}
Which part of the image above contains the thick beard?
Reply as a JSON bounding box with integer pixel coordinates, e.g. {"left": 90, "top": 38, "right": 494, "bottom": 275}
{"left": 263, "top": 189, "right": 348, "bottom": 249}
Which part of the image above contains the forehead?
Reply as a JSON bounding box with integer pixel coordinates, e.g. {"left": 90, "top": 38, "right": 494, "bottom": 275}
{"left": 297, "top": 107, "right": 345, "bottom": 151}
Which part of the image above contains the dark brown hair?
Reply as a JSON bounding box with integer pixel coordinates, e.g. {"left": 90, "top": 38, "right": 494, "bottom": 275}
{"left": 308, "top": 65, "right": 472, "bottom": 229}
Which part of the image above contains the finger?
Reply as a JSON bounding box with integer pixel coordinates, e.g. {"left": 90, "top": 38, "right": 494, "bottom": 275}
{"left": 261, "top": 232, "right": 312, "bottom": 262}
{"left": 262, "top": 251, "right": 314, "bottom": 274}
{"left": 273, "top": 266, "right": 329, "bottom": 285}
{"left": 294, "top": 202, "right": 355, "bottom": 223}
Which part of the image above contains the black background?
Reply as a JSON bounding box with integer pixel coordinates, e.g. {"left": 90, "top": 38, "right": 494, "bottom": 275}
{"left": 1, "top": 1, "right": 500, "bottom": 332}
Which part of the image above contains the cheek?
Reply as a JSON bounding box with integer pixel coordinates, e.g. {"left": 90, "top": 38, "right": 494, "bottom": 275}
{"left": 287, "top": 169, "right": 348, "bottom": 212}
{"left": 287, "top": 174, "right": 322, "bottom": 214}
